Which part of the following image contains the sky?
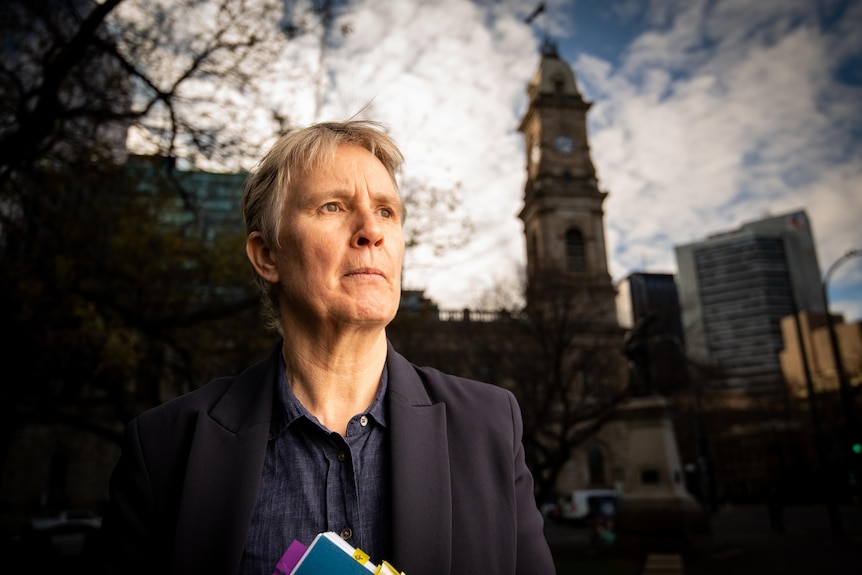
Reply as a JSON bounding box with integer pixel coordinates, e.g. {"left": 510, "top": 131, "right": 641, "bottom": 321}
{"left": 272, "top": 0, "right": 862, "bottom": 320}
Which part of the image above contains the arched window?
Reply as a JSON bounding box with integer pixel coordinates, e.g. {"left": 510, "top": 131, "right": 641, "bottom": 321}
{"left": 551, "top": 73, "right": 567, "bottom": 95}
{"left": 554, "top": 79, "right": 565, "bottom": 94}
{"left": 565, "top": 228, "right": 586, "bottom": 273}
{"left": 587, "top": 447, "right": 606, "bottom": 485}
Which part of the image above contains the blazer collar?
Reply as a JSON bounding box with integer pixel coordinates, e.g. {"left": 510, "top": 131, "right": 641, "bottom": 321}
{"left": 209, "top": 342, "right": 279, "bottom": 433}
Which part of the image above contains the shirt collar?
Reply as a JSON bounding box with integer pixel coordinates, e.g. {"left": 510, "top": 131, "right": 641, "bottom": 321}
{"left": 271, "top": 354, "right": 389, "bottom": 437}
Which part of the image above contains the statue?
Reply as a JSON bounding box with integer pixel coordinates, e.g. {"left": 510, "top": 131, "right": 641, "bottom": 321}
{"left": 622, "top": 312, "right": 656, "bottom": 397}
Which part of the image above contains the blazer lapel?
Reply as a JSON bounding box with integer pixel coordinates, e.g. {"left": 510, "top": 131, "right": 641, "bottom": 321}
{"left": 386, "top": 345, "right": 453, "bottom": 575}
{"left": 173, "top": 345, "right": 279, "bottom": 575}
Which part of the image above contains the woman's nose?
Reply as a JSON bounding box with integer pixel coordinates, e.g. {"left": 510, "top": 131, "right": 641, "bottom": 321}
{"left": 352, "top": 209, "right": 384, "bottom": 247}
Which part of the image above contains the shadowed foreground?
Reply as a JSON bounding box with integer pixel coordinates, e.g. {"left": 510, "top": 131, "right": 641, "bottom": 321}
{"left": 548, "top": 504, "right": 862, "bottom": 575}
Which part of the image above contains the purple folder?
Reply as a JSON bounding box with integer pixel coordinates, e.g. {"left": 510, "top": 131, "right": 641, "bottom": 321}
{"left": 272, "top": 539, "right": 308, "bottom": 575}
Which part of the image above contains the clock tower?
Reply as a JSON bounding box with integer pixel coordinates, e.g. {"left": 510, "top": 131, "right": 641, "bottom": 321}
{"left": 518, "top": 41, "right": 616, "bottom": 321}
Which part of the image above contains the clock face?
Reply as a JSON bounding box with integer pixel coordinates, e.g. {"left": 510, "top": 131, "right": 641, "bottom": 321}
{"left": 554, "top": 135, "right": 575, "bottom": 154}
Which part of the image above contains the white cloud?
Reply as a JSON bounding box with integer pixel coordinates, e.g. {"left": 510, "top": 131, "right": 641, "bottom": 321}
{"left": 259, "top": 0, "right": 862, "bottom": 321}
{"left": 578, "top": 0, "right": 862, "bottom": 320}
{"left": 302, "top": 0, "right": 538, "bottom": 308}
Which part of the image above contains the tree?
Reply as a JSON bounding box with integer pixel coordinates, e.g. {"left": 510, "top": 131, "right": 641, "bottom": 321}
{"left": 0, "top": 159, "right": 268, "bottom": 449}
{"left": 483, "top": 279, "right": 630, "bottom": 503}
{"left": 1, "top": 0, "right": 295, "bottom": 172}
{"left": 0, "top": 0, "right": 291, "bottom": 504}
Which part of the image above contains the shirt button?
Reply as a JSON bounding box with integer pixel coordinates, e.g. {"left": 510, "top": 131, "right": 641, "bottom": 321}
{"left": 337, "top": 451, "right": 346, "bottom": 462}
{"left": 340, "top": 527, "right": 353, "bottom": 540}
{"left": 359, "top": 415, "right": 369, "bottom": 427}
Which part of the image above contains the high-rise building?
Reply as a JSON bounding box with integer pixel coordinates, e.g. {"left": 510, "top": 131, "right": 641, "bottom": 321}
{"left": 675, "top": 210, "right": 824, "bottom": 394}
{"left": 617, "top": 272, "right": 684, "bottom": 337}
{"left": 616, "top": 272, "right": 688, "bottom": 395}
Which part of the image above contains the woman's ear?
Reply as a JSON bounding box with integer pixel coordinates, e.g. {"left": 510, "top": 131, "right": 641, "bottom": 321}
{"left": 246, "top": 232, "right": 279, "bottom": 284}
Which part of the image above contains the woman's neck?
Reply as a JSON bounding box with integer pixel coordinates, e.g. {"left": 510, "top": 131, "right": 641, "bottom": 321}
{"left": 281, "top": 327, "right": 388, "bottom": 436}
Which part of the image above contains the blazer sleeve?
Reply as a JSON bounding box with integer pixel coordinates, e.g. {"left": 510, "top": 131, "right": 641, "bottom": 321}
{"left": 97, "top": 352, "right": 275, "bottom": 575}
{"left": 507, "top": 392, "right": 557, "bottom": 574}
{"left": 387, "top": 348, "right": 555, "bottom": 575}
{"left": 98, "top": 418, "right": 164, "bottom": 575}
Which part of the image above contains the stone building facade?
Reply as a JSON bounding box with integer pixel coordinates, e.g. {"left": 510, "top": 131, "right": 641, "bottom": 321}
{"left": 779, "top": 311, "right": 862, "bottom": 399}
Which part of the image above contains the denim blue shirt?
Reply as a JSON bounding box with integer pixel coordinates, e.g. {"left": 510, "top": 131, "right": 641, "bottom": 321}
{"left": 238, "top": 358, "right": 391, "bottom": 575}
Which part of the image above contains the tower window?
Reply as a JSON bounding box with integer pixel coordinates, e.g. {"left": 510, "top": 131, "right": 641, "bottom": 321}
{"left": 529, "top": 230, "right": 538, "bottom": 271}
{"left": 566, "top": 228, "right": 587, "bottom": 273}
{"left": 553, "top": 75, "right": 565, "bottom": 94}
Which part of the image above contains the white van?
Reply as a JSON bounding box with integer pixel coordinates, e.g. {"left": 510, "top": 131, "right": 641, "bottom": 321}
{"left": 558, "top": 489, "right": 621, "bottom": 522}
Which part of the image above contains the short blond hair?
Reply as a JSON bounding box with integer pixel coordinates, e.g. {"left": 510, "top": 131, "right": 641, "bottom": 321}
{"left": 241, "top": 120, "right": 405, "bottom": 333}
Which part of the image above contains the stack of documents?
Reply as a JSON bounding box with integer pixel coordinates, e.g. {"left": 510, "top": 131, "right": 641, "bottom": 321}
{"left": 273, "top": 532, "right": 406, "bottom": 575}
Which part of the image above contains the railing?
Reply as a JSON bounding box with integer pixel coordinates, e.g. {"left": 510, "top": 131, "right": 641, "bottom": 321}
{"left": 436, "top": 309, "right": 518, "bottom": 322}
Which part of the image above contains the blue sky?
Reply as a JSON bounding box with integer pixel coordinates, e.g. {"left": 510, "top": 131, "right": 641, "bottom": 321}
{"left": 545, "top": 0, "right": 862, "bottom": 320}
{"left": 136, "top": 0, "right": 862, "bottom": 321}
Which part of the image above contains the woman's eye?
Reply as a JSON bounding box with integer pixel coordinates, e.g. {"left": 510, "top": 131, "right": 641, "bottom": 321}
{"left": 379, "top": 208, "right": 392, "bottom": 218}
{"left": 322, "top": 203, "right": 340, "bottom": 213}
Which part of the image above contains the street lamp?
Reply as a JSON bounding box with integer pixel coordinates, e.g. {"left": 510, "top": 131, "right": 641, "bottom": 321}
{"left": 821, "top": 248, "right": 862, "bottom": 433}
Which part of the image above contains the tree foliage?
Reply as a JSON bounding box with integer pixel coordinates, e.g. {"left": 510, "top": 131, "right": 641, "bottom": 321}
{"left": 1, "top": 0, "right": 296, "bottom": 171}
{"left": 0, "top": 0, "right": 289, "bottom": 472}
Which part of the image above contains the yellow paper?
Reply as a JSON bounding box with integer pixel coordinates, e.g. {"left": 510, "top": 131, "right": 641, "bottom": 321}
{"left": 352, "top": 547, "right": 371, "bottom": 564}
{"left": 374, "top": 560, "right": 405, "bottom": 575}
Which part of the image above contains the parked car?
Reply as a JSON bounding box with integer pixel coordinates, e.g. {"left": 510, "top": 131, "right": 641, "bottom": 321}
{"left": 558, "top": 489, "right": 621, "bottom": 523}
{"left": 29, "top": 509, "right": 102, "bottom": 556}
{"left": 539, "top": 500, "right": 560, "bottom": 520}
{"left": 30, "top": 509, "right": 102, "bottom": 532}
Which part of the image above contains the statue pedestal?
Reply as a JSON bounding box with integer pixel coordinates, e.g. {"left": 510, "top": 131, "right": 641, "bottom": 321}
{"left": 614, "top": 395, "right": 710, "bottom": 553}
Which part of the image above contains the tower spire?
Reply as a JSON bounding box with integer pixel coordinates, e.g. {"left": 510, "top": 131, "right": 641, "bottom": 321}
{"left": 540, "top": 36, "right": 559, "bottom": 57}
{"left": 524, "top": 2, "right": 554, "bottom": 56}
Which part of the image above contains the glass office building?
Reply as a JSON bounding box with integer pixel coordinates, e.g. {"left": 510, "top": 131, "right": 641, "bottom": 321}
{"left": 675, "top": 211, "right": 824, "bottom": 394}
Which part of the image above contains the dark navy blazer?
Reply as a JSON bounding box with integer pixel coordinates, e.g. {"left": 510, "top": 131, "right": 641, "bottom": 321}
{"left": 100, "top": 341, "right": 555, "bottom": 575}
